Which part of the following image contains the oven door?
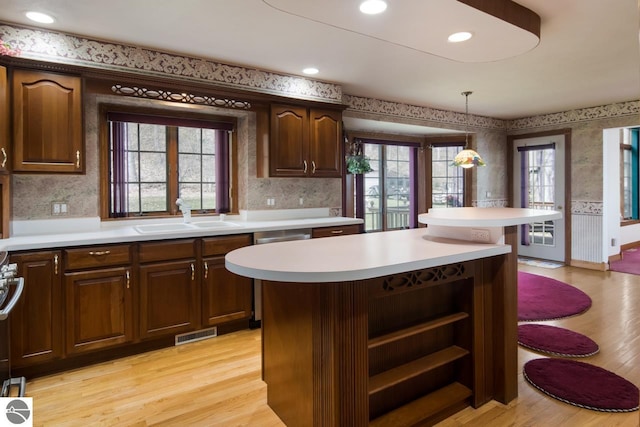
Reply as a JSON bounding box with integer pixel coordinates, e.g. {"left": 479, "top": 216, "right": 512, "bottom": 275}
{"left": 0, "top": 278, "right": 25, "bottom": 396}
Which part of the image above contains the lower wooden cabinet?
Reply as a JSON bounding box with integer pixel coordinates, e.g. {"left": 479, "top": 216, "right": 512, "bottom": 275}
{"left": 64, "top": 266, "right": 133, "bottom": 354}
{"left": 312, "top": 224, "right": 362, "bottom": 238}
{"left": 9, "top": 234, "right": 253, "bottom": 374}
{"left": 9, "top": 251, "right": 63, "bottom": 368}
{"left": 139, "top": 259, "right": 198, "bottom": 339}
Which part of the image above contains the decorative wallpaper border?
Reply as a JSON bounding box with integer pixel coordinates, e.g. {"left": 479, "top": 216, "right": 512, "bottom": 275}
{"left": 0, "top": 23, "right": 342, "bottom": 104}
{"left": 344, "top": 94, "right": 506, "bottom": 130}
{"left": 571, "top": 200, "right": 603, "bottom": 215}
{"left": 508, "top": 101, "right": 640, "bottom": 130}
{"left": 2, "top": 23, "right": 637, "bottom": 130}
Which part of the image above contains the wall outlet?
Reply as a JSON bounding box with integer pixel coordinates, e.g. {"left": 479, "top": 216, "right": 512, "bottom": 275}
{"left": 52, "top": 202, "right": 68, "bottom": 216}
{"left": 266, "top": 197, "right": 275, "bottom": 206}
{"left": 470, "top": 228, "right": 491, "bottom": 243}
{"left": 299, "top": 197, "right": 304, "bottom": 206}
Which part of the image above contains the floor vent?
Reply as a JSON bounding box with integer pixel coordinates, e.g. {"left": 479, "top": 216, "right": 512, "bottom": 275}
{"left": 175, "top": 327, "right": 218, "bottom": 346}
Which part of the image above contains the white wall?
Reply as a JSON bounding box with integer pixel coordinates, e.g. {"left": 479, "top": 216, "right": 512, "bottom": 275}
{"left": 603, "top": 128, "right": 622, "bottom": 258}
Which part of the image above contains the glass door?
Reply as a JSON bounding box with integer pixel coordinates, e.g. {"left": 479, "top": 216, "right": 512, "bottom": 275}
{"left": 513, "top": 135, "right": 566, "bottom": 262}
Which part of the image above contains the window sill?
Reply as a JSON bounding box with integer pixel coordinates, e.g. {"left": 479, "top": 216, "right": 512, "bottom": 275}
{"left": 621, "top": 219, "right": 640, "bottom": 227}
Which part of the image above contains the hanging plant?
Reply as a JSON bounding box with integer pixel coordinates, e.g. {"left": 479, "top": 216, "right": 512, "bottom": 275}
{"left": 345, "top": 136, "right": 373, "bottom": 174}
{"left": 346, "top": 154, "right": 373, "bottom": 174}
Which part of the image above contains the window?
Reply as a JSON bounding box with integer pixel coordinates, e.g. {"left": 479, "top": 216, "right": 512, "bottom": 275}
{"left": 354, "top": 139, "right": 418, "bottom": 232}
{"left": 431, "top": 145, "right": 465, "bottom": 208}
{"left": 621, "top": 128, "right": 639, "bottom": 220}
{"left": 105, "top": 111, "right": 235, "bottom": 218}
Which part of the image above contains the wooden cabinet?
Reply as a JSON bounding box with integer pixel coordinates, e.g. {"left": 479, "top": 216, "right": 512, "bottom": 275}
{"left": 312, "top": 224, "right": 361, "bottom": 238}
{"left": 0, "top": 67, "right": 10, "bottom": 239}
{"left": 63, "top": 245, "right": 133, "bottom": 354}
{"left": 201, "top": 235, "right": 252, "bottom": 326}
{"left": 0, "top": 65, "right": 9, "bottom": 173}
{"left": 269, "top": 104, "right": 342, "bottom": 177}
{"left": 138, "top": 240, "right": 199, "bottom": 339}
{"left": 11, "top": 69, "right": 83, "bottom": 173}
{"left": 9, "top": 251, "right": 63, "bottom": 368}
{"left": 367, "top": 263, "right": 476, "bottom": 424}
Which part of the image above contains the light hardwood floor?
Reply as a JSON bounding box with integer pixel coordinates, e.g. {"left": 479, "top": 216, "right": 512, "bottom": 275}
{"left": 25, "top": 265, "right": 640, "bottom": 426}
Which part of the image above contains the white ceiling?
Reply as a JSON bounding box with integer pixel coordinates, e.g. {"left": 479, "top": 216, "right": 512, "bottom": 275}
{"left": 0, "top": 0, "right": 638, "bottom": 120}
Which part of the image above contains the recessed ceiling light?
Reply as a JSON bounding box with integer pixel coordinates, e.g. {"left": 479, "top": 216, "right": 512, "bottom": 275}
{"left": 448, "top": 32, "right": 473, "bottom": 43}
{"left": 359, "top": 0, "right": 387, "bottom": 15}
{"left": 25, "top": 11, "right": 55, "bottom": 24}
{"left": 302, "top": 67, "right": 319, "bottom": 75}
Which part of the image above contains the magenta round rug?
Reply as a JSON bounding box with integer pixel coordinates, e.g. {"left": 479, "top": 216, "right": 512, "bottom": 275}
{"left": 518, "top": 271, "right": 592, "bottom": 321}
{"left": 518, "top": 324, "right": 599, "bottom": 357}
{"left": 523, "top": 358, "right": 639, "bottom": 412}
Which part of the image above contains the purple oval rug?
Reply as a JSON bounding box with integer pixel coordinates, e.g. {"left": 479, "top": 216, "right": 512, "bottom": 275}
{"left": 518, "top": 324, "right": 599, "bottom": 357}
{"left": 518, "top": 271, "right": 592, "bottom": 321}
{"left": 523, "top": 358, "right": 639, "bottom": 412}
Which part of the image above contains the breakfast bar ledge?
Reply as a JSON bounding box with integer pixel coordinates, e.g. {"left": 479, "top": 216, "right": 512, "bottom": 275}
{"left": 225, "top": 208, "right": 561, "bottom": 426}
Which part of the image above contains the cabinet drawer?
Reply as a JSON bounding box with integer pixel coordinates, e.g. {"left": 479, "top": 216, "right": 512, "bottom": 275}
{"left": 139, "top": 239, "right": 196, "bottom": 263}
{"left": 312, "top": 224, "right": 361, "bottom": 238}
{"left": 65, "top": 245, "right": 131, "bottom": 270}
{"left": 202, "top": 234, "right": 252, "bottom": 257}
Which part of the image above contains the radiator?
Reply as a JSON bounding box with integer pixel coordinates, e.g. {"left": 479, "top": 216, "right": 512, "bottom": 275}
{"left": 572, "top": 214, "right": 603, "bottom": 263}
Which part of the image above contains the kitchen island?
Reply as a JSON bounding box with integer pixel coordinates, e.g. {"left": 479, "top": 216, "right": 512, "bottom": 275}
{"left": 226, "top": 208, "right": 561, "bottom": 426}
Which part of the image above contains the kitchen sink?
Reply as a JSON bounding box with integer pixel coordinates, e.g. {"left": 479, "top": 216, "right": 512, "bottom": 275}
{"left": 134, "top": 221, "right": 242, "bottom": 234}
{"left": 190, "top": 221, "right": 242, "bottom": 229}
{"left": 134, "top": 223, "right": 197, "bottom": 234}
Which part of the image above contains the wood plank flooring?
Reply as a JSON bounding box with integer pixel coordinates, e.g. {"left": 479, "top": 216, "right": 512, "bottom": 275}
{"left": 25, "top": 265, "right": 640, "bottom": 426}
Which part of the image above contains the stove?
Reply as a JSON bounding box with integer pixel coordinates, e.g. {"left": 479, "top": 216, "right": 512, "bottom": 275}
{"left": 0, "top": 252, "right": 26, "bottom": 397}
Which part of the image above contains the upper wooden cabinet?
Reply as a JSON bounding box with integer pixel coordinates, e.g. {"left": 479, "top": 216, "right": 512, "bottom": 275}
{"left": 0, "top": 66, "right": 9, "bottom": 174}
{"left": 11, "top": 69, "right": 83, "bottom": 173}
{"left": 269, "top": 104, "right": 342, "bottom": 177}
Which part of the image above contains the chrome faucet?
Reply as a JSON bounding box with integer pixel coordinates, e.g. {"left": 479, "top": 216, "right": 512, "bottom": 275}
{"left": 175, "top": 198, "right": 191, "bottom": 223}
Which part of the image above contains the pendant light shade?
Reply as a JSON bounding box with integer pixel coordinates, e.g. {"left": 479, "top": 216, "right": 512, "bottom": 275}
{"left": 452, "top": 91, "right": 485, "bottom": 168}
{"left": 452, "top": 148, "right": 486, "bottom": 168}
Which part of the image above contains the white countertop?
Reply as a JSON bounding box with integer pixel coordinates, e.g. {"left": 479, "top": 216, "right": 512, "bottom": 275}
{"left": 0, "top": 209, "right": 363, "bottom": 252}
{"left": 418, "top": 207, "right": 562, "bottom": 227}
{"left": 225, "top": 228, "right": 511, "bottom": 283}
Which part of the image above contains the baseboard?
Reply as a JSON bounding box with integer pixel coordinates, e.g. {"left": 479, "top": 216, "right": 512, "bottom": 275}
{"left": 569, "top": 259, "right": 608, "bottom": 271}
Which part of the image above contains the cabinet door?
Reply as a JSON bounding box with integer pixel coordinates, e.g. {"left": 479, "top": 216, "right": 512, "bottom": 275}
{"left": 270, "top": 104, "right": 309, "bottom": 177}
{"left": 9, "top": 251, "right": 63, "bottom": 368}
{"left": 12, "top": 69, "right": 83, "bottom": 173}
{"left": 202, "top": 256, "right": 252, "bottom": 326}
{"left": 309, "top": 108, "right": 342, "bottom": 177}
{"left": 139, "top": 260, "right": 199, "bottom": 339}
{"left": 0, "top": 65, "right": 9, "bottom": 173}
{"left": 64, "top": 267, "right": 133, "bottom": 354}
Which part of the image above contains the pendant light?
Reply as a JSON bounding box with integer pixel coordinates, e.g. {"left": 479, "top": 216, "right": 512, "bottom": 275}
{"left": 452, "top": 91, "right": 486, "bottom": 168}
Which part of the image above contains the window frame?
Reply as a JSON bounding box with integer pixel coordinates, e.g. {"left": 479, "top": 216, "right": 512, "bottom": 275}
{"left": 423, "top": 135, "right": 471, "bottom": 211}
{"left": 99, "top": 104, "right": 238, "bottom": 220}
{"left": 621, "top": 128, "right": 639, "bottom": 222}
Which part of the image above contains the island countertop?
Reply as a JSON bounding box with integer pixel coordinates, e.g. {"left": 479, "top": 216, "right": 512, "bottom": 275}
{"left": 418, "top": 207, "right": 562, "bottom": 227}
{"left": 225, "top": 228, "right": 510, "bottom": 283}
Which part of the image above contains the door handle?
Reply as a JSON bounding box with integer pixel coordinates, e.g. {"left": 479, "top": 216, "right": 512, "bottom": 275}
{"left": 204, "top": 261, "right": 208, "bottom": 279}
{"left": 191, "top": 263, "right": 195, "bottom": 281}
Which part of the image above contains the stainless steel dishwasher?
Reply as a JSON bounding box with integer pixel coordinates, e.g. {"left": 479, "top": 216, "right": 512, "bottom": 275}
{"left": 251, "top": 229, "right": 312, "bottom": 327}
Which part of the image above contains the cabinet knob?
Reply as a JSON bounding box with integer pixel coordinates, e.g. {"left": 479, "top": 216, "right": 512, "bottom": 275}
{"left": 191, "top": 263, "right": 195, "bottom": 281}
{"left": 311, "top": 161, "right": 316, "bottom": 174}
{"left": 204, "top": 261, "right": 208, "bottom": 279}
{"left": 303, "top": 160, "right": 308, "bottom": 174}
{"left": 126, "top": 270, "right": 130, "bottom": 289}
{"left": 1, "top": 147, "right": 7, "bottom": 168}
{"left": 76, "top": 150, "right": 80, "bottom": 169}
{"left": 54, "top": 254, "right": 59, "bottom": 275}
